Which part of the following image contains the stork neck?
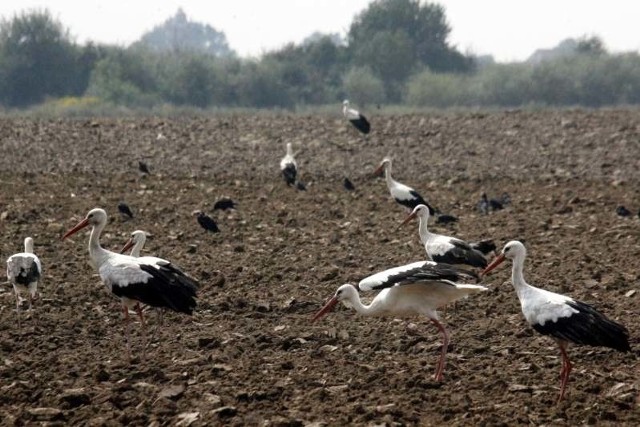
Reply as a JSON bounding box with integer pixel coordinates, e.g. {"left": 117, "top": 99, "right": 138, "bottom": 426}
{"left": 131, "top": 240, "right": 144, "bottom": 257}
{"left": 510, "top": 254, "right": 530, "bottom": 297}
{"left": 88, "top": 222, "right": 110, "bottom": 268}
{"left": 418, "top": 214, "right": 431, "bottom": 244}
{"left": 286, "top": 144, "right": 293, "bottom": 157}
{"left": 384, "top": 163, "right": 395, "bottom": 187}
{"left": 24, "top": 238, "right": 34, "bottom": 254}
{"left": 345, "top": 291, "right": 379, "bottom": 316}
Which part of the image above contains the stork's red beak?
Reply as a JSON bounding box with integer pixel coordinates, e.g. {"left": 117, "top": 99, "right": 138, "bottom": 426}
{"left": 62, "top": 218, "right": 90, "bottom": 240}
{"left": 481, "top": 253, "right": 506, "bottom": 276}
{"left": 398, "top": 210, "right": 418, "bottom": 229}
{"left": 120, "top": 238, "right": 134, "bottom": 254}
{"left": 312, "top": 296, "right": 339, "bottom": 322}
{"left": 372, "top": 164, "right": 384, "bottom": 177}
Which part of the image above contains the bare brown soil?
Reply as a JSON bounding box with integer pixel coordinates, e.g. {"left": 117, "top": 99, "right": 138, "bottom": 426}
{"left": 0, "top": 110, "right": 638, "bottom": 426}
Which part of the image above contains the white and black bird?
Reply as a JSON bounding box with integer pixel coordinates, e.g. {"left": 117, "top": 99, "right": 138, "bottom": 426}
{"left": 374, "top": 157, "right": 435, "bottom": 214}
{"left": 117, "top": 202, "right": 134, "bottom": 219}
{"left": 342, "top": 99, "right": 371, "bottom": 135}
{"left": 62, "top": 208, "right": 199, "bottom": 357}
{"left": 194, "top": 211, "right": 220, "bottom": 233}
{"left": 400, "top": 204, "right": 489, "bottom": 269}
{"left": 6, "top": 237, "right": 42, "bottom": 325}
{"left": 482, "top": 241, "right": 630, "bottom": 401}
{"left": 280, "top": 142, "right": 297, "bottom": 187}
{"left": 314, "top": 261, "right": 486, "bottom": 381}
{"left": 213, "top": 197, "right": 237, "bottom": 211}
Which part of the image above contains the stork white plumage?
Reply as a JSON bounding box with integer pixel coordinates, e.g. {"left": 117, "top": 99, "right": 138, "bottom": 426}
{"left": 280, "top": 142, "right": 297, "bottom": 186}
{"left": 6, "top": 237, "right": 42, "bottom": 326}
{"left": 314, "top": 261, "right": 487, "bottom": 381}
{"left": 342, "top": 99, "right": 371, "bottom": 135}
{"left": 62, "top": 209, "right": 199, "bottom": 357}
{"left": 374, "top": 157, "right": 435, "bottom": 214}
{"left": 400, "top": 204, "right": 489, "bottom": 269}
{"left": 482, "top": 241, "right": 631, "bottom": 401}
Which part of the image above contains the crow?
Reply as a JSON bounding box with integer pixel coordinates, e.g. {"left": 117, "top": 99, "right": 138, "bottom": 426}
{"left": 117, "top": 202, "right": 134, "bottom": 219}
{"left": 213, "top": 197, "right": 237, "bottom": 211}
{"left": 195, "top": 211, "right": 220, "bottom": 233}
{"left": 138, "top": 160, "right": 151, "bottom": 175}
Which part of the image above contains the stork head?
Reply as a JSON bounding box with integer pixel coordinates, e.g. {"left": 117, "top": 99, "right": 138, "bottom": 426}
{"left": 399, "top": 204, "right": 430, "bottom": 228}
{"left": 342, "top": 99, "right": 349, "bottom": 106}
{"left": 120, "top": 230, "right": 146, "bottom": 254}
{"left": 373, "top": 157, "right": 391, "bottom": 176}
{"left": 482, "top": 240, "right": 526, "bottom": 275}
{"left": 312, "top": 284, "right": 358, "bottom": 321}
{"left": 62, "top": 208, "right": 107, "bottom": 240}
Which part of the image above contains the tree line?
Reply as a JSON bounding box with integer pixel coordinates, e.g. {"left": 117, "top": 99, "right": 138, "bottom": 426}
{"left": 1, "top": 0, "right": 640, "bottom": 112}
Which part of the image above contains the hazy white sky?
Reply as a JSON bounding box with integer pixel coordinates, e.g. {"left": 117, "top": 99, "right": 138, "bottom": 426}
{"left": 1, "top": 0, "right": 639, "bottom": 61}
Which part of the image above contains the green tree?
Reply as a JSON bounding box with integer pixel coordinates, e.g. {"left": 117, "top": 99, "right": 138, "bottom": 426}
{"left": 348, "top": 0, "right": 472, "bottom": 77}
{"left": 0, "top": 9, "right": 81, "bottom": 107}
{"left": 87, "top": 47, "right": 160, "bottom": 107}
{"left": 135, "top": 8, "right": 234, "bottom": 57}
{"left": 343, "top": 66, "right": 385, "bottom": 106}
{"left": 163, "top": 54, "right": 216, "bottom": 107}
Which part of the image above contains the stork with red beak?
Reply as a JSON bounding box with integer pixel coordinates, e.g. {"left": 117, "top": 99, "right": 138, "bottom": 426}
{"left": 62, "top": 208, "right": 199, "bottom": 357}
{"left": 314, "top": 261, "right": 487, "bottom": 381}
{"left": 482, "top": 240, "right": 630, "bottom": 401}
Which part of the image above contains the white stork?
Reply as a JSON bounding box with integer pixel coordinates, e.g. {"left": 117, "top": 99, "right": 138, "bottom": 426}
{"left": 483, "top": 240, "right": 630, "bottom": 401}
{"left": 62, "top": 208, "right": 199, "bottom": 357}
{"left": 6, "top": 237, "right": 42, "bottom": 326}
{"left": 313, "top": 261, "right": 487, "bottom": 381}
{"left": 280, "top": 142, "right": 297, "bottom": 187}
{"left": 374, "top": 157, "right": 435, "bottom": 214}
{"left": 342, "top": 100, "right": 371, "bottom": 135}
{"left": 400, "top": 204, "right": 489, "bottom": 269}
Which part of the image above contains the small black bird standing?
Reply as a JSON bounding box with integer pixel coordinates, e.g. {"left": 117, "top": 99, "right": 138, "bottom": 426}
{"left": 616, "top": 205, "right": 632, "bottom": 217}
{"left": 138, "top": 160, "right": 151, "bottom": 175}
{"left": 195, "top": 211, "right": 220, "bottom": 233}
{"left": 213, "top": 197, "right": 237, "bottom": 211}
{"left": 435, "top": 213, "right": 458, "bottom": 225}
{"left": 478, "top": 192, "right": 510, "bottom": 215}
{"left": 470, "top": 239, "right": 497, "bottom": 256}
{"left": 117, "top": 202, "right": 134, "bottom": 219}
{"left": 343, "top": 177, "right": 355, "bottom": 191}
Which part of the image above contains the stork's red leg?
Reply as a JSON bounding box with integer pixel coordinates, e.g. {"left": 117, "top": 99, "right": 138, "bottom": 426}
{"left": 431, "top": 318, "right": 450, "bottom": 382}
{"left": 557, "top": 341, "right": 572, "bottom": 402}
{"left": 122, "top": 305, "right": 132, "bottom": 360}
{"left": 135, "top": 303, "right": 146, "bottom": 328}
{"left": 14, "top": 290, "right": 21, "bottom": 332}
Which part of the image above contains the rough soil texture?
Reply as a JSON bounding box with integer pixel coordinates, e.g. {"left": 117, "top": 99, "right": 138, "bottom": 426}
{"left": 0, "top": 110, "right": 638, "bottom": 426}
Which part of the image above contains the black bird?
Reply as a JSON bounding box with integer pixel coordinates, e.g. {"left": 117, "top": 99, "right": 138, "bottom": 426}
{"left": 478, "top": 192, "right": 508, "bottom": 215}
{"left": 117, "top": 202, "right": 134, "bottom": 219}
{"left": 138, "top": 160, "right": 151, "bottom": 175}
{"left": 195, "top": 211, "right": 220, "bottom": 233}
{"left": 435, "top": 213, "right": 458, "bottom": 225}
{"left": 213, "top": 197, "right": 237, "bottom": 211}
{"left": 470, "top": 239, "right": 497, "bottom": 256}
{"left": 343, "top": 177, "right": 355, "bottom": 191}
{"left": 616, "top": 205, "right": 632, "bottom": 217}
